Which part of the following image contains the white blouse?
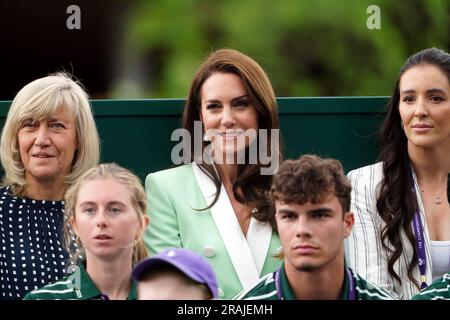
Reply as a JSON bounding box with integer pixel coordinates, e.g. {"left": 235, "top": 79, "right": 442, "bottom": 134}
{"left": 430, "top": 241, "right": 450, "bottom": 282}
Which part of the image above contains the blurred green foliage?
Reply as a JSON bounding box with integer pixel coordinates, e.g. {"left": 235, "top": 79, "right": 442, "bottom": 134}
{"left": 112, "top": 0, "right": 450, "bottom": 98}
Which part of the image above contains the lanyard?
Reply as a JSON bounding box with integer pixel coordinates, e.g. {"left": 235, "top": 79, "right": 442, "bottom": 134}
{"left": 346, "top": 267, "right": 356, "bottom": 300}
{"left": 275, "top": 267, "right": 356, "bottom": 300}
{"left": 275, "top": 268, "right": 283, "bottom": 300}
{"left": 410, "top": 184, "right": 429, "bottom": 290}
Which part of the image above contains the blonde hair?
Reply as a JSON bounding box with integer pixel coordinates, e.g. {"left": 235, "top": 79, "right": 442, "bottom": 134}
{"left": 0, "top": 72, "right": 100, "bottom": 195}
{"left": 64, "top": 163, "right": 148, "bottom": 265}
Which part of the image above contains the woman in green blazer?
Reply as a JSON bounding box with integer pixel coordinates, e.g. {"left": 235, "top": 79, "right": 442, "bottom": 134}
{"left": 145, "top": 48, "right": 283, "bottom": 299}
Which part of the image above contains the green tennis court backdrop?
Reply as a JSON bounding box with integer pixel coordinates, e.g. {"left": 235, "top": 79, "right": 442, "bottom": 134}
{"left": 0, "top": 97, "right": 388, "bottom": 182}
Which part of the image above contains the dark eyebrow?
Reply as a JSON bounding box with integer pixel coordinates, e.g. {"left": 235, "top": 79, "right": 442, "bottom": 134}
{"left": 205, "top": 99, "right": 221, "bottom": 104}
{"left": 427, "top": 88, "right": 447, "bottom": 95}
{"left": 278, "top": 208, "right": 297, "bottom": 215}
{"left": 205, "top": 95, "right": 249, "bottom": 104}
{"left": 307, "top": 208, "right": 333, "bottom": 215}
{"left": 400, "top": 88, "right": 448, "bottom": 95}
{"left": 231, "top": 95, "right": 249, "bottom": 103}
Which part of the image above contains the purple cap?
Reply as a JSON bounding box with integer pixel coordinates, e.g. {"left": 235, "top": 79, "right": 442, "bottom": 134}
{"left": 132, "top": 248, "right": 218, "bottom": 299}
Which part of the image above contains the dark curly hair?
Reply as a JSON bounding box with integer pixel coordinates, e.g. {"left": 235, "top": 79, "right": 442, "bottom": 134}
{"left": 377, "top": 47, "right": 450, "bottom": 288}
{"left": 268, "top": 154, "right": 352, "bottom": 229}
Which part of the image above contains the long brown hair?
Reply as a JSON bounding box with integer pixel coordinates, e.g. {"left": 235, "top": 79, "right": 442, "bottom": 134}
{"left": 377, "top": 47, "right": 450, "bottom": 287}
{"left": 182, "top": 48, "right": 282, "bottom": 223}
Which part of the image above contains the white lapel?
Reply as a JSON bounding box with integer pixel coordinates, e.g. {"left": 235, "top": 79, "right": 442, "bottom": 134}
{"left": 246, "top": 216, "right": 273, "bottom": 275}
{"left": 192, "top": 162, "right": 272, "bottom": 289}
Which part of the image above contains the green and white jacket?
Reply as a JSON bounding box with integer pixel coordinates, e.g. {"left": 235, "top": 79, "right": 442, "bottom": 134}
{"left": 23, "top": 263, "right": 137, "bottom": 300}
{"left": 412, "top": 273, "right": 450, "bottom": 300}
{"left": 234, "top": 263, "right": 395, "bottom": 300}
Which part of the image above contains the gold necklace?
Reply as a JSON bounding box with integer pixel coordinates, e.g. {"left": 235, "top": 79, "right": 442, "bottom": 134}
{"left": 421, "top": 189, "right": 443, "bottom": 205}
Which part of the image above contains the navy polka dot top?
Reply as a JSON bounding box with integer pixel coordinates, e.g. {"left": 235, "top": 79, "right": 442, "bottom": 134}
{"left": 0, "top": 186, "right": 69, "bottom": 300}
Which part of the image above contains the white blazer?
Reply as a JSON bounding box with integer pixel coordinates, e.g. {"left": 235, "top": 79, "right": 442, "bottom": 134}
{"left": 345, "top": 162, "right": 433, "bottom": 299}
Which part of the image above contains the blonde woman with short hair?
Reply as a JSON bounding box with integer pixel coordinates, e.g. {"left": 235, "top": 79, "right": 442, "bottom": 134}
{"left": 0, "top": 73, "right": 99, "bottom": 299}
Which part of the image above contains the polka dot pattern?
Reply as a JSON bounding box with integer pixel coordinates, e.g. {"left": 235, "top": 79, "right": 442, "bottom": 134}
{"left": 0, "top": 186, "right": 69, "bottom": 300}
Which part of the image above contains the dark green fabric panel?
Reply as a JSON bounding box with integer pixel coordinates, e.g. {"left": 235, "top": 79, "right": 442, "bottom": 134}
{"left": 0, "top": 97, "right": 388, "bottom": 181}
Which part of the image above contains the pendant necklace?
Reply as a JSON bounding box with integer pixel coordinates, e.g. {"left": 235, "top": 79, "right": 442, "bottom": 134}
{"left": 421, "top": 188, "right": 443, "bottom": 205}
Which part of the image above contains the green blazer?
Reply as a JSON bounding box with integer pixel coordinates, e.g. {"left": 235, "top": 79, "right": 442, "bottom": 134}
{"left": 144, "top": 163, "right": 282, "bottom": 299}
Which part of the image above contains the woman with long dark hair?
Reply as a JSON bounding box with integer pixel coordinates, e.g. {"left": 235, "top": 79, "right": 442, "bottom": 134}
{"left": 346, "top": 47, "right": 450, "bottom": 299}
{"left": 144, "top": 48, "right": 282, "bottom": 299}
